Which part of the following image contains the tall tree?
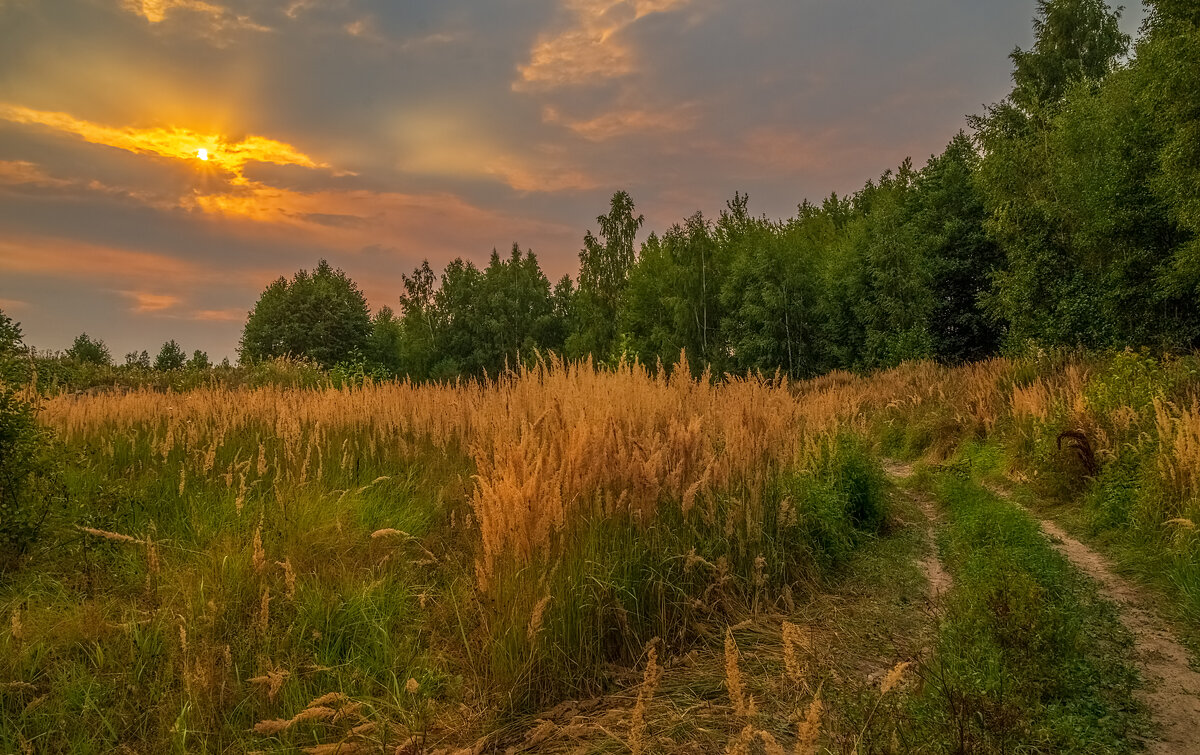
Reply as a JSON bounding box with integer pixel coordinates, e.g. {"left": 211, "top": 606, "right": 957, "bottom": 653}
{"left": 569, "top": 191, "right": 643, "bottom": 361}
{"left": 972, "top": 0, "right": 1130, "bottom": 348}
{"left": 910, "top": 133, "right": 1004, "bottom": 362}
{"left": 852, "top": 161, "right": 934, "bottom": 368}
{"left": 720, "top": 206, "right": 831, "bottom": 378}
{"left": 1009, "top": 0, "right": 1129, "bottom": 116}
{"left": 240, "top": 260, "right": 371, "bottom": 367}
{"left": 188, "top": 350, "right": 211, "bottom": 370}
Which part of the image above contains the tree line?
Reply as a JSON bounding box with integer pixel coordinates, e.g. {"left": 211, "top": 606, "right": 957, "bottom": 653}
{"left": 59, "top": 333, "right": 218, "bottom": 371}
{"left": 42, "top": 0, "right": 1200, "bottom": 382}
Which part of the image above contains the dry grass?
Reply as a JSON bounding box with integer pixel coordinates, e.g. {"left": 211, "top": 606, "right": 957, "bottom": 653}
{"left": 12, "top": 352, "right": 1193, "bottom": 752}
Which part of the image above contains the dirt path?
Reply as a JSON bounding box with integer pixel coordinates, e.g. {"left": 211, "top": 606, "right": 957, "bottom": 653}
{"left": 982, "top": 481, "right": 1200, "bottom": 754}
{"left": 883, "top": 460, "right": 952, "bottom": 603}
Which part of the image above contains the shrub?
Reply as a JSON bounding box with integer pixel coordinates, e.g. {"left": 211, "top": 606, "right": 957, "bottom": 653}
{"left": 0, "top": 311, "right": 64, "bottom": 570}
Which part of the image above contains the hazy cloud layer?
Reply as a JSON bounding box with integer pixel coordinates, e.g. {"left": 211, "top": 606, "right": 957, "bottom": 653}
{"left": 0, "top": 0, "right": 1144, "bottom": 359}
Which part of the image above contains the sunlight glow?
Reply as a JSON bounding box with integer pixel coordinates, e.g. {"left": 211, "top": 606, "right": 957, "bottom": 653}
{"left": 0, "top": 104, "right": 325, "bottom": 184}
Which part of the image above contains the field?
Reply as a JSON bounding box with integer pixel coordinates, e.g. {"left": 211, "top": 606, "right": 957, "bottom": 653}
{"left": 4, "top": 352, "right": 1200, "bottom": 753}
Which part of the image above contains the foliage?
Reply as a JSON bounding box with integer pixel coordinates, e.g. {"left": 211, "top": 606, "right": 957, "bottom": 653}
{"left": 155, "top": 339, "right": 187, "bottom": 371}
{"left": 568, "top": 190, "right": 644, "bottom": 362}
{"left": 0, "top": 310, "right": 63, "bottom": 571}
{"left": 240, "top": 259, "right": 372, "bottom": 368}
{"left": 189, "top": 349, "right": 211, "bottom": 370}
{"left": 66, "top": 333, "right": 111, "bottom": 366}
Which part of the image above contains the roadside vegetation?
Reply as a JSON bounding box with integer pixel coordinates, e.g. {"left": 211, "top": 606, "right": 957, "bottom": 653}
{"left": 6, "top": 348, "right": 1199, "bottom": 752}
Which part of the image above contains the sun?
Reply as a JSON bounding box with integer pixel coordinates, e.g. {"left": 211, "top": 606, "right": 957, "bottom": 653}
{"left": 196, "top": 148, "right": 209, "bottom": 161}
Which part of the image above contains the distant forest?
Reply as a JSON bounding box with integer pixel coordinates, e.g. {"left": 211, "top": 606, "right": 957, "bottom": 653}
{"left": 34, "top": 0, "right": 1200, "bottom": 381}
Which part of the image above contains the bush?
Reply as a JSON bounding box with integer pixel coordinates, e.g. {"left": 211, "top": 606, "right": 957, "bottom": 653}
{"left": 0, "top": 311, "right": 64, "bottom": 571}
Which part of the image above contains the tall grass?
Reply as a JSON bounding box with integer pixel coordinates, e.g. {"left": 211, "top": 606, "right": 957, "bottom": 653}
{"left": 4, "top": 357, "right": 893, "bottom": 750}
{"left": 12, "top": 348, "right": 1198, "bottom": 750}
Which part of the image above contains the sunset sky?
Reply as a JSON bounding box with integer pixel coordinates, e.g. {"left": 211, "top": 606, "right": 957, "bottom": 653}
{"left": 0, "top": 0, "right": 1144, "bottom": 361}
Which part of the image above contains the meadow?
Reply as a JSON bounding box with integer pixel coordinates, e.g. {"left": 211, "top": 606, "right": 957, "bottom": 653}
{"left": 3, "top": 351, "right": 1200, "bottom": 753}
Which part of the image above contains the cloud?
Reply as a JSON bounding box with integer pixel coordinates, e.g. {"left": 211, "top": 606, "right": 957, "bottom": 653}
{"left": 120, "top": 290, "right": 182, "bottom": 313}
{"left": 0, "top": 234, "right": 225, "bottom": 285}
{"left": 188, "top": 183, "right": 574, "bottom": 250}
{"left": 0, "top": 104, "right": 326, "bottom": 184}
{"left": 543, "top": 103, "right": 697, "bottom": 141}
{"left": 120, "top": 0, "right": 270, "bottom": 32}
{"left": 192, "top": 308, "right": 243, "bottom": 321}
{"left": 0, "top": 160, "right": 71, "bottom": 188}
{"left": 0, "top": 298, "right": 30, "bottom": 313}
{"left": 514, "top": 0, "right": 694, "bottom": 91}
{"left": 0, "top": 159, "right": 180, "bottom": 208}
{"left": 484, "top": 155, "right": 598, "bottom": 193}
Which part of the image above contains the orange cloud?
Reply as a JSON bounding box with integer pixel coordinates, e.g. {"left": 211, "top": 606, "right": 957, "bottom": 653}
{"left": 188, "top": 182, "right": 574, "bottom": 244}
{"left": 121, "top": 0, "right": 270, "bottom": 32}
{"left": 0, "top": 160, "right": 69, "bottom": 187}
{"left": 483, "top": 155, "right": 598, "bottom": 192}
{"left": 543, "top": 103, "right": 697, "bottom": 141}
{"left": 0, "top": 104, "right": 325, "bottom": 183}
{"left": 0, "top": 235, "right": 222, "bottom": 285}
{"left": 515, "top": 0, "right": 693, "bottom": 91}
{"left": 192, "top": 308, "right": 243, "bottom": 322}
{"left": 0, "top": 298, "right": 29, "bottom": 314}
{"left": 120, "top": 290, "right": 182, "bottom": 313}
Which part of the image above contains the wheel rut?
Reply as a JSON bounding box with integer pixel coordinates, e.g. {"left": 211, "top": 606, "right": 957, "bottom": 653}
{"left": 982, "top": 481, "right": 1200, "bottom": 754}
{"left": 883, "top": 460, "right": 951, "bottom": 604}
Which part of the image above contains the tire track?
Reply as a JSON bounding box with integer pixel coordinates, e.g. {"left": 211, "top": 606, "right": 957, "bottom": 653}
{"left": 983, "top": 481, "right": 1200, "bottom": 754}
{"left": 883, "top": 460, "right": 951, "bottom": 603}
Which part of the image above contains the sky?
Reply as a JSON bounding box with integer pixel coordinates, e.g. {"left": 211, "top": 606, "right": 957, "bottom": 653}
{"left": 0, "top": 0, "right": 1146, "bottom": 362}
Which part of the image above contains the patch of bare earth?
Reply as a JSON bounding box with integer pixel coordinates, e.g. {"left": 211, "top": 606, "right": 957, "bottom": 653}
{"left": 883, "top": 460, "right": 952, "bottom": 603}
{"left": 984, "top": 481, "right": 1200, "bottom": 755}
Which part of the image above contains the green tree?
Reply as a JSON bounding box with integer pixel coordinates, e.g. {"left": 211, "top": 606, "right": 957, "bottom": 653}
{"left": 420, "top": 246, "right": 561, "bottom": 378}
{"left": 851, "top": 161, "right": 934, "bottom": 368}
{"left": 367, "top": 306, "right": 405, "bottom": 375}
{"left": 720, "top": 202, "right": 835, "bottom": 378}
{"left": 622, "top": 232, "right": 685, "bottom": 367}
{"left": 910, "top": 133, "right": 1004, "bottom": 362}
{"left": 1009, "top": 0, "right": 1129, "bottom": 116}
{"left": 1141, "top": 3, "right": 1200, "bottom": 310}
{"left": 124, "top": 350, "right": 151, "bottom": 369}
{"left": 155, "top": 340, "right": 187, "bottom": 371}
{"left": 66, "top": 333, "right": 111, "bottom": 366}
{"left": 188, "top": 349, "right": 211, "bottom": 370}
{"left": 240, "top": 260, "right": 372, "bottom": 367}
{"left": 428, "top": 258, "right": 484, "bottom": 379}
{"left": 972, "top": 0, "right": 1131, "bottom": 348}
{"left": 394, "top": 261, "right": 439, "bottom": 379}
{"left": 569, "top": 191, "right": 643, "bottom": 361}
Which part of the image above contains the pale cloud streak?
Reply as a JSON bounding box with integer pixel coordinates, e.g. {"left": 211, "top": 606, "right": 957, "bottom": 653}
{"left": 120, "top": 290, "right": 182, "bottom": 313}
{"left": 543, "top": 103, "right": 698, "bottom": 141}
{"left": 192, "top": 308, "right": 243, "bottom": 322}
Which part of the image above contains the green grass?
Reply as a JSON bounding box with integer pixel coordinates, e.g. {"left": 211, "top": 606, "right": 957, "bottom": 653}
{"left": 909, "top": 472, "right": 1147, "bottom": 753}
